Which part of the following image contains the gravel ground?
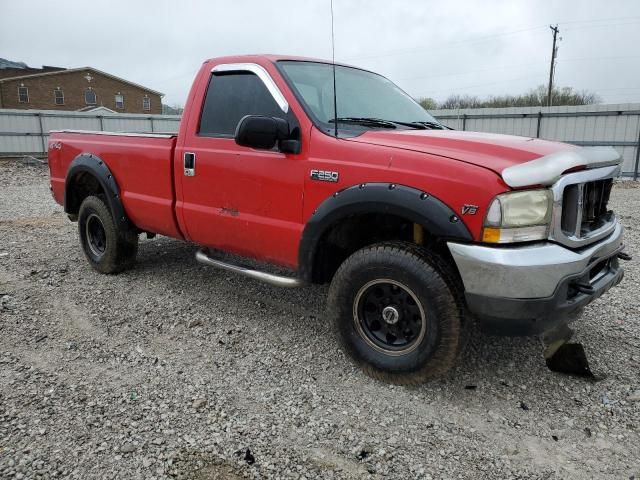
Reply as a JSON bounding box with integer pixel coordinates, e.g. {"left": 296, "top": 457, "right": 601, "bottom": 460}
{"left": 0, "top": 160, "right": 639, "bottom": 480}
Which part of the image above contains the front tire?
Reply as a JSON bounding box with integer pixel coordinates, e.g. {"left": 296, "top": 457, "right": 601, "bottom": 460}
{"left": 78, "top": 195, "right": 138, "bottom": 274}
{"left": 328, "top": 242, "right": 465, "bottom": 384}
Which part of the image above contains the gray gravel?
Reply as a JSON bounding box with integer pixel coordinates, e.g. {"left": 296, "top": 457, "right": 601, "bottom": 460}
{"left": 1, "top": 160, "right": 639, "bottom": 479}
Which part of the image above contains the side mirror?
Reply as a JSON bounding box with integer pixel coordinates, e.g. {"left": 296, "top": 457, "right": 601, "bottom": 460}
{"left": 234, "top": 115, "right": 300, "bottom": 154}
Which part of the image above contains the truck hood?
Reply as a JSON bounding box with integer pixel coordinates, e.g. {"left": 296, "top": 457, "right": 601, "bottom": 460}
{"left": 347, "top": 129, "right": 578, "bottom": 175}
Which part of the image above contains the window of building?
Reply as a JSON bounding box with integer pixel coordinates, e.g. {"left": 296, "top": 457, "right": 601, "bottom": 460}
{"left": 143, "top": 95, "right": 151, "bottom": 111}
{"left": 115, "top": 94, "right": 124, "bottom": 109}
{"left": 85, "top": 88, "right": 97, "bottom": 105}
{"left": 18, "top": 85, "right": 29, "bottom": 103}
{"left": 199, "top": 72, "right": 284, "bottom": 136}
{"left": 54, "top": 88, "right": 64, "bottom": 105}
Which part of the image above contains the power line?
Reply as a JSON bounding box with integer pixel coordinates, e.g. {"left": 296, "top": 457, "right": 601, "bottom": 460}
{"left": 342, "top": 25, "right": 548, "bottom": 62}
{"left": 557, "top": 15, "right": 640, "bottom": 25}
{"left": 416, "top": 73, "right": 548, "bottom": 96}
{"left": 342, "top": 16, "right": 640, "bottom": 64}
{"left": 394, "top": 54, "right": 640, "bottom": 83}
{"left": 563, "top": 20, "right": 640, "bottom": 32}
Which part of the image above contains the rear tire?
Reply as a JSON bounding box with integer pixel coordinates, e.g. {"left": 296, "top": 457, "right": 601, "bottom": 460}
{"left": 78, "top": 195, "right": 138, "bottom": 274}
{"left": 328, "top": 241, "right": 466, "bottom": 384}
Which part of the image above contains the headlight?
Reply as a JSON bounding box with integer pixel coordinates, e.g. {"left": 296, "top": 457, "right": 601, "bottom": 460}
{"left": 482, "top": 189, "right": 552, "bottom": 243}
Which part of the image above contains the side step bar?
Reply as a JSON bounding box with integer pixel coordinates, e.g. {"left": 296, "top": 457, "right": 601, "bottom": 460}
{"left": 195, "top": 249, "right": 302, "bottom": 288}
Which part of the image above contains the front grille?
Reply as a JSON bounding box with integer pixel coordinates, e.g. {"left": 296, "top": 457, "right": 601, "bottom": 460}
{"left": 561, "top": 178, "right": 613, "bottom": 239}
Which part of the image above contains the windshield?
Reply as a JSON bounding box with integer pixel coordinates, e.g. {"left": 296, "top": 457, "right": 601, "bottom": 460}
{"left": 278, "top": 61, "right": 438, "bottom": 130}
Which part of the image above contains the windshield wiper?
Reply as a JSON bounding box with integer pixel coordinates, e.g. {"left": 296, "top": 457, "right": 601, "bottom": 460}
{"left": 329, "top": 117, "right": 452, "bottom": 131}
{"left": 385, "top": 120, "right": 428, "bottom": 129}
{"left": 329, "top": 117, "right": 397, "bottom": 129}
{"left": 411, "top": 121, "right": 452, "bottom": 130}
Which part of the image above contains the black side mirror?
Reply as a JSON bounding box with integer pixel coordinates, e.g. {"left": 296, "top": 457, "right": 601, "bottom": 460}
{"left": 234, "top": 115, "right": 300, "bottom": 154}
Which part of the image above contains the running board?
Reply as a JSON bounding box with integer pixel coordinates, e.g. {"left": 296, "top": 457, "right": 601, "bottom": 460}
{"left": 195, "top": 249, "right": 302, "bottom": 288}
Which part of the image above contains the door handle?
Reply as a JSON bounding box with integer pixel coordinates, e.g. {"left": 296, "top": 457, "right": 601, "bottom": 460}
{"left": 184, "top": 152, "right": 195, "bottom": 177}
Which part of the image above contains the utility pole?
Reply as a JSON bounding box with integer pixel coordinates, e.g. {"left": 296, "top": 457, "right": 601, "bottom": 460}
{"left": 547, "top": 25, "right": 560, "bottom": 107}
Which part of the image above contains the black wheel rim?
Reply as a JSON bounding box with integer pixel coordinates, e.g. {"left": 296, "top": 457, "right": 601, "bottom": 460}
{"left": 353, "top": 279, "right": 426, "bottom": 355}
{"left": 86, "top": 213, "right": 107, "bottom": 258}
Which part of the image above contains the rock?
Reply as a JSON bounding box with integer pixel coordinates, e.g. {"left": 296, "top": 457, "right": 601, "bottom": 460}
{"left": 188, "top": 319, "right": 203, "bottom": 328}
{"left": 244, "top": 448, "right": 255, "bottom": 465}
{"left": 628, "top": 391, "right": 640, "bottom": 402}
{"left": 121, "top": 443, "right": 136, "bottom": 454}
{"left": 192, "top": 398, "right": 207, "bottom": 410}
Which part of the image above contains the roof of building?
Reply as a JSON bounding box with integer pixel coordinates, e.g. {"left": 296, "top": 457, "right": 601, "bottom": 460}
{"left": 77, "top": 105, "right": 118, "bottom": 113}
{"left": 0, "top": 66, "right": 164, "bottom": 96}
{"left": 0, "top": 58, "right": 29, "bottom": 69}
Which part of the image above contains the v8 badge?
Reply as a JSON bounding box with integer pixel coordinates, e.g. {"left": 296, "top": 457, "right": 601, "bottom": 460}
{"left": 461, "top": 204, "right": 478, "bottom": 215}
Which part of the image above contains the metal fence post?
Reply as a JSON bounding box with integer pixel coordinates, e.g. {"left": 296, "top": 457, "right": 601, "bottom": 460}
{"left": 36, "top": 113, "right": 47, "bottom": 154}
{"left": 536, "top": 111, "right": 543, "bottom": 138}
{"left": 462, "top": 114, "right": 467, "bottom": 131}
{"left": 634, "top": 119, "right": 640, "bottom": 181}
{"left": 98, "top": 115, "right": 104, "bottom": 131}
{"left": 150, "top": 116, "right": 155, "bottom": 133}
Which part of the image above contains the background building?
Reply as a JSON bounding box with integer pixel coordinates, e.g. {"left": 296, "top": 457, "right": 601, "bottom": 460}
{"left": 0, "top": 59, "right": 163, "bottom": 114}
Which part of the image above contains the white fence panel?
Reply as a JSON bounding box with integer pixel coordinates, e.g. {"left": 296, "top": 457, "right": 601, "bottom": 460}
{"left": 2, "top": 105, "right": 639, "bottom": 178}
{"left": 102, "top": 117, "right": 153, "bottom": 132}
{"left": 432, "top": 103, "right": 640, "bottom": 178}
{"left": 0, "top": 108, "right": 181, "bottom": 155}
{"left": 41, "top": 115, "right": 102, "bottom": 132}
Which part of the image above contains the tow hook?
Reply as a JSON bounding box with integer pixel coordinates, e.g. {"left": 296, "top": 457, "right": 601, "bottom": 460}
{"left": 618, "top": 251, "right": 632, "bottom": 261}
{"left": 573, "top": 283, "right": 595, "bottom": 295}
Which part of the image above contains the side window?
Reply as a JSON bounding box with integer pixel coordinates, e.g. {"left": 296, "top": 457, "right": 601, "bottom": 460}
{"left": 54, "top": 88, "right": 64, "bottom": 105}
{"left": 18, "top": 85, "right": 29, "bottom": 103}
{"left": 115, "top": 94, "right": 124, "bottom": 109}
{"left": 198, "top": 71, "right": 285, "bottom": 136}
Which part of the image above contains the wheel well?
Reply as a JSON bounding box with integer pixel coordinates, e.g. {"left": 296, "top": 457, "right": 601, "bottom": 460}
{"left": 66, "top": 172, "right": 105, "bottom": 216}
{"left": 310, "top": 212, "right": 455, "bottom": 284}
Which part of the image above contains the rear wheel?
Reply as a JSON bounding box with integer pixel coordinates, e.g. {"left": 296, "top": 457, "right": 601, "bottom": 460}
{"left": 328, "top": 241, "right": 466, "bottom": 384}
{"left": 78, "top": 195, "right": 138, "bottom": 274}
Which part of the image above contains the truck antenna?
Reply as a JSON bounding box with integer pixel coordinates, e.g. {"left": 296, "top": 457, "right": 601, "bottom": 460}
{"left": 330, "top": 0, "right": 338, "bottom": 138}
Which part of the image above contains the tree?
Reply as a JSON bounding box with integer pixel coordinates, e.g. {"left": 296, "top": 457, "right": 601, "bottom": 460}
{"left": 417, "top": 97, "right": 438, "bottom": 110}
{"left": 438, "top": 94, "right": 483, "bottom": 110}
{"left": 434, "top": 85, "right": 601, "bottom": 110}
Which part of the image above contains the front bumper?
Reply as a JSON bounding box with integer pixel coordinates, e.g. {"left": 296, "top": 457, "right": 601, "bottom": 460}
{"left": 447, "top": 222, "right": 625, "bottom": 335}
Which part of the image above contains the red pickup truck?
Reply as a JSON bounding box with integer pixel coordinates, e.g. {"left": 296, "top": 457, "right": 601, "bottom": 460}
{"left": 48, "top": 55, "right": 628, "bottom": 383}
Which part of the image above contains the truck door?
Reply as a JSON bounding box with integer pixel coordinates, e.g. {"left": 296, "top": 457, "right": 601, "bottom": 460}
{"left": 176, "top": 65, "right": 305, "bottom": 268}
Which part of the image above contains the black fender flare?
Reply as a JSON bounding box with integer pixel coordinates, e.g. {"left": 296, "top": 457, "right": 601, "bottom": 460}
{"left": 297, "top": 183, "right": 472, "bottom": 282}
{"left": 64, "top": 153, "right": 130, "bottom": 227}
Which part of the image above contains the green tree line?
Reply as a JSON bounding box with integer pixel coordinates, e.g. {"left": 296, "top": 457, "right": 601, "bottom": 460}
{"left": 419, "top": 85, "right": 601, "bottom": 110}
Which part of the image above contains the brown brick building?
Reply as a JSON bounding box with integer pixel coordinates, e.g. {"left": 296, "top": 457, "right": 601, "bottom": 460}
{"left": 0, "top": 62, "right": 163, "bottom": 114}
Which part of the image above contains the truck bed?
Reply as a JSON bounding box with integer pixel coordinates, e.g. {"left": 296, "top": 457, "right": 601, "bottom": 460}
{"left": 48, "top": 130, "right": 182, "bottom": 238}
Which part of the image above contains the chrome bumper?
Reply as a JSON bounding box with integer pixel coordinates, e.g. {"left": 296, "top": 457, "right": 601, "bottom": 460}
{"left": 447, "top": 221, "right": 624, "bottom": 299}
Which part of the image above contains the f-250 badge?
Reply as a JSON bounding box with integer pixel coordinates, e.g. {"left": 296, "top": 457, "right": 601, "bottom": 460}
{"left": 310, "top": 170, "right": 339, "bottom": 182}
{"left": 461, "top": 204, "right": 478, "bottom": 215}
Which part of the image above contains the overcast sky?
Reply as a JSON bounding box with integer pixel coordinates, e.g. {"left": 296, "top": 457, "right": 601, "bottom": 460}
{"left": 2, "top": 0, "right": 639, "bottom": 107}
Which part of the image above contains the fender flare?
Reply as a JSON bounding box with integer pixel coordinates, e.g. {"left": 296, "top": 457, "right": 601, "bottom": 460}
{"left": 64, "top": 153, "right": 130, "bottom": 227}
{"left": 298, "top": 183, "right": 472, "bottom": 282}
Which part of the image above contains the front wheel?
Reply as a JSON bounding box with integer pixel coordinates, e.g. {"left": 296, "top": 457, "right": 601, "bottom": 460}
{"left": 328, "top": 242, "right": 466, "bottom": 384}
{"left": 78, "top": 195, "right": 138, "bottom": 274}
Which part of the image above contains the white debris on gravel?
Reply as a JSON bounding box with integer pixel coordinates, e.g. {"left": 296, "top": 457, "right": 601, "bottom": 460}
{"left": 0, "top": 160, "right": 638, "bottom": 479}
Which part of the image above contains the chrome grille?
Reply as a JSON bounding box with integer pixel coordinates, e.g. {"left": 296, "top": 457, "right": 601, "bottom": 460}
{"left": 561, "top": 179, "right": 613, "bottom": 238}
{"left": 550, "top": 165, "right": 619, "bottom": 248}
